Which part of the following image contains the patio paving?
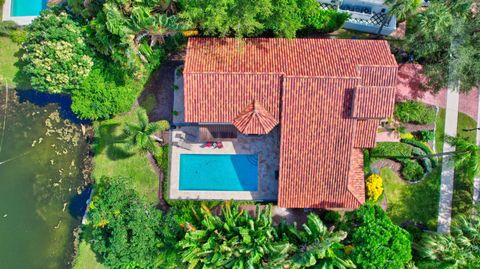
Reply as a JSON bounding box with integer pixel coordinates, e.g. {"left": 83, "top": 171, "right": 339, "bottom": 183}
{"left": 168, "top": 126, "right": 280, "bottom": 201}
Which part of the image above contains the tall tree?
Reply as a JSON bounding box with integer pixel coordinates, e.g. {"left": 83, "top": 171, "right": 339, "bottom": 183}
{"left": 385, "top": 0, "right": 422, "bottom": 22}
{"left": 415, "top": 205, "right": 480, "bottom": 268}
{"left": 122, "top": 109, "right": 169, "bottom": 154}
{"left": 405, "top": 0, "right": 479, "bottom": 92}
{"left": 178, "top": 0, "right": 272, "bottom": 37}
{"left": 178, "top": 202, "right": 293, "bottom": 268}
{"left": 279, "top": 214, "right": 356, "bottom": 269}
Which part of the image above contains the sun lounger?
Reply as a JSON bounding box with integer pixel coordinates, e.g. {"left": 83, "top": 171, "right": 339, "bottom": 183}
{"left": 175, "top": 141, "right": 192, "bottom": 150}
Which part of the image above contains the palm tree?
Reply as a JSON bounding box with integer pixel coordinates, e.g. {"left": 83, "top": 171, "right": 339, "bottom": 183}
{"left": 415, "top": 205, "right": 480, "bottom": 267}
{"left": 385, "top": 0, "right": 422, "bottom": 23}
{"left": 122, "top": 109, "right": 169, "bottom": 154}
{"left": 178, "top": 202, "right": 293, "bottom": 268}
{"left": 279, "top": 214, "right": 356, "bottom": 269}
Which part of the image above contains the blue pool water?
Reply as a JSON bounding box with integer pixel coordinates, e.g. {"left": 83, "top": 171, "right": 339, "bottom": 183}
{"left": 179, "top": 154, "right": 258, "bottom": 191}
{"left": 11, "top": 0, "right": 47, "bottom": 17}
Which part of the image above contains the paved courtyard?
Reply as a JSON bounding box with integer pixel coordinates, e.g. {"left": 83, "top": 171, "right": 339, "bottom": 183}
{"left": 168, "top": 126, "right": 280, "bottom": 201}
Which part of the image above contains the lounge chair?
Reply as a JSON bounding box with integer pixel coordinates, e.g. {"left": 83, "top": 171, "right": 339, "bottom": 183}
{"left": 175, "top": 141, "right": 192, "bottom": 150}
{"left": 217, "top": 141, "right": 223, "bottom": 149}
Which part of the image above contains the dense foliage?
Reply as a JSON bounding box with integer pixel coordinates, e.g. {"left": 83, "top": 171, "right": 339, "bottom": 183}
{"left": 22, "top": 9, "right": 93, "bottom": 93}
{"left": 370, "top": 142, "right": 413, "bottom": 160}
{"left": 405, "top": 0, "right": 480, "bottom": 92}
{"left": 122, "top": 109, "right": 170, "bottom": 154}
{"left": 178, "top": 0, "right": 348, "bottom": 38}
{"left": 71, "top": 61, "right": 144, "bottom": 120}
{"left": 416, "top": 206, "right": 480, "bottom": 268}
{"left": 366, "top": 174, "right": 383, "bottom": 201}
{"left": 87, "top": 177, "right": 163, "bottom": 269}
{"left": 343, "top": 203, "right": 412, "bottom": 268}
{"left": 394, "top": 101, "right": 436, "bottom": 125}
{"left": 401, "top": 160, "right": 424, "bottom": 181}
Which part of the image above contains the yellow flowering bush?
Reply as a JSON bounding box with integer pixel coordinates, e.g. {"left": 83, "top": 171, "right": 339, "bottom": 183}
{"left": 366, "top": 174, "right": 383, "bottom": 201}
{"left": 400, "top": 132, "right": 414, "bottom": 139}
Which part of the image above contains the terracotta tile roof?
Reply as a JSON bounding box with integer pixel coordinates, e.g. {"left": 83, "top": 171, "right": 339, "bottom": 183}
{"left": 353, "top": 86, "right": 396, "bottom": 118}
{"left": 354, "top": 119, "right": 380, "bottom": 148}
{"left": 183, "top": 38, "right": 398, "bottom": 209}
{"left": 184, "top": 73, "right": 282, "bottom": 123}
{"left": 233, "top": 101, "right": 279, "bottom": 134}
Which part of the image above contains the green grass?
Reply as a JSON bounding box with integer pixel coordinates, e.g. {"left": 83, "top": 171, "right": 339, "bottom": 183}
{"left": 457, "top": 112, "right": 477, "bottom": 143}
{"left": 92, "top": 108, "right": 158, "bottom": 204}
{"left": 381, "top": 167, "right": 441, "bottom": 230}
{"left": 0, "top": 36, "right": 20, "bottom": 86}
{"left": 452, "top": 112, "right": 477, "bottom": 217}
{"left": 140, "top": 93, "right": 157, "bottom": 114}
{"left": 73, "top": 241, "right": 107, "bottom": 269}
{"left": 435, "top": 108, "right": 446, "bottom": 154}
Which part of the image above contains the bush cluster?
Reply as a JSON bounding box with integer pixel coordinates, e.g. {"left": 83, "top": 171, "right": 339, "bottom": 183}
{"left": 416, "top": 130, "right": 435, "bottom": 142}
{"left": 394, "top": 101, "right": 436, "bottom": 125}
{"left": 370, "top": 142, "right": 413, "bottom": 161}
{"left": 366, "top": 174, "right": 383, "bottom": 201}
{"left": 401, "top": 160, "right": 424, "bottom": 181}
{"left": 401, "top": 138, "right": 438, "bottom": 167}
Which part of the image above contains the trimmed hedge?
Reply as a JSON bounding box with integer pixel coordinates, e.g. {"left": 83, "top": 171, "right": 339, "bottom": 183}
{"left": 401, "top": 161, "right": 425, "bottom": 182}
{"left": 370, "top": 142, "right": 413, "bottom": 161}
{"left": 394, "top": 101, "right": 436, "bottom": 124}
{"left": 416, "top": 130, "right": 434, "bottom": 142}
{"left": 401, "top": 138, "right": 438, "bottom": 167}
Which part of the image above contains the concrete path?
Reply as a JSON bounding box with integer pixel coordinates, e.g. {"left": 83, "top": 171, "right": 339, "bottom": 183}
{"left": 474, "top": 90, "right": 480, "bottom": 204}
{"left": 437, "top": 85, "right": 459, "bottom": 233}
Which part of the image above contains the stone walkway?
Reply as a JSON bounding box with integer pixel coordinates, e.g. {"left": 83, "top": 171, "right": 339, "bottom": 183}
{"left": 437, "top": 84, "right": 459, "bottom": 233}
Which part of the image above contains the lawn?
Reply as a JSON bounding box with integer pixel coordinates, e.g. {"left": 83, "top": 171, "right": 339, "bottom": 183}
{"left": 452, "top": 112, "right": 477, "bottom": 217}
{"left": 381, "top": 166, "right": 441, "bottom": 230}
{"left": 92, "top": 108, "right": 159, "bottom": 204}
{"left": 435, "top": 108, "right": 446, "bottom": 154}
{"left": 0, "top": 36, "right": 20, "bottom": 86}
{"left": 73, "top": 241, "right": 107, "bottom": 269}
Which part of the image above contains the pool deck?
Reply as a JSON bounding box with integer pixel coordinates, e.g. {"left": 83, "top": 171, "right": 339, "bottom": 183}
{"left": 2, "top": 0, "right": 38, "bottom": 25}
{"left": 169, "top": 126, "right": 279, "bottom": 201}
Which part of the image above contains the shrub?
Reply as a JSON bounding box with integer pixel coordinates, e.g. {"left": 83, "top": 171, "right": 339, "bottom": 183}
{"left": 10, "top": 29, "right": 27, "bottom": 44}
{"left": 411, "top": 146, "right": 426, "bottom": 156}
{"left": 394, "top": 101, "right": 436, "bottom": 124}
{"left": 87, "top": 177, "right": 163, "bottom": 269}
{"left": 323, "top": 210, "right": 342, "bottom": 225}
{"left": 400, "top": 132, "right": 415, "bottom": 139}
{"left": 416, "top": 130, "right": 435, "bottom": 142}
{"left": 22, "top": 9, "right": 93, "bottom": 93}
{"left": 370, "top": 142, "right": 413, "bottom": 161}
{"left": 366, "top": 174, "right": 383, "bottom": 201}
{"left": 401, "top": 138, "right": 438, "bottom": 167}
{"left": 363, "top": 149, "right": 371, "bottom": 174}
{"left": 401, "top": 161, "right": 424, "bottom": 181}
{"left": 420, "top": 157, "right": 433, "bottom": 173}
{"left": 71, "top": 63, "right": 140, "bottom": 120}
{"left": 343, "top": 203, "right": 412, "bottom": 268}
{"left": 305, "top": 8, "right": 350, "bottom": 33}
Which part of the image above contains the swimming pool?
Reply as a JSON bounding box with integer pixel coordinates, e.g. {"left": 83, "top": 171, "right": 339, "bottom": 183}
{"left": 179, "top": 154, "right": 258, "bottom": 191}
{"left": 11, "top": 0, "right": 47, "bottom": 17}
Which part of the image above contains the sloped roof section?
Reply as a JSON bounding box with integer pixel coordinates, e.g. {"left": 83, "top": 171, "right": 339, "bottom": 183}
{"left": 233, "top": 101, "right": 279, "bottom": 134}
{"left": 184, "top": 38, "right": 398, "bottom": 209}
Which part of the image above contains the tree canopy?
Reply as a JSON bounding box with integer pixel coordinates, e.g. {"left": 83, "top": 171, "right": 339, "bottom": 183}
{"left": 343, "top": 203, "right": 412, "bottom": 268}
{"left": 21, "top": 9, "right": 94, "bottom": 93}
{"left": 405, "top": 0, "right": 479, "bottom": 92}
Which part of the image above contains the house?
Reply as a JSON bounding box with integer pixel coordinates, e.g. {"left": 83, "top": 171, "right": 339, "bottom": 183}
{"left": 171, "top": 38, "right": 397, "bottom": 209}
{"left": 317, "top": 0, "right": 397, "bottom": 36}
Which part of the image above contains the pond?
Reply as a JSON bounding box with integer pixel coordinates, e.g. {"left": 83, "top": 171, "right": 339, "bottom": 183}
{"left": 0, "top": 89, "right": 90, "bottom": 269}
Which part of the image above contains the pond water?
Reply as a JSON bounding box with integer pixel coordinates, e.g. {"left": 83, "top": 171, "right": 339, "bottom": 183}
{"left": 0, "top": 89, "right": 89, "bottom": 269}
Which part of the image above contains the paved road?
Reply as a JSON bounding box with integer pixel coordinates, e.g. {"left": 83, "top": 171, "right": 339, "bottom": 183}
{"left": 437, "top": 85, "right": 459, "bottom": 233}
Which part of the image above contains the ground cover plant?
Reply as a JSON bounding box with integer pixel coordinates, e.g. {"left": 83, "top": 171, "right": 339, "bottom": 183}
{"left": 394, "top": 101, "right": 436, "bottom": 125}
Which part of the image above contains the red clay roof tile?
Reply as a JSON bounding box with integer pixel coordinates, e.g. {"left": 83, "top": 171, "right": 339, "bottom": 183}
{"left": 183, "top": 38, "right": 397, "bottom": 209}
{"left": 233, "top": 101, "right": 279, "bottom": 134}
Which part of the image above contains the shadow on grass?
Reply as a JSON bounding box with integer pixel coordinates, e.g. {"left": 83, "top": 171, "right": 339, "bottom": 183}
{"left": 93, "top": 122, "right": 134, "bottom": 161}
{"left": 383, "top": 167, "right": 441, "bottom": 230}
{"left": 12, "top": 49, "right": 32, "bottom": 89}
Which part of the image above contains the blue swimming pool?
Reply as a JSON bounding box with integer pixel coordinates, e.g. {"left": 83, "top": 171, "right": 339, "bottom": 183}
{"left": 179, "top": 154, "right": 258, "bottom": 191}
{"left": 11, "top": 0, "right": 47, "bottom": 17}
